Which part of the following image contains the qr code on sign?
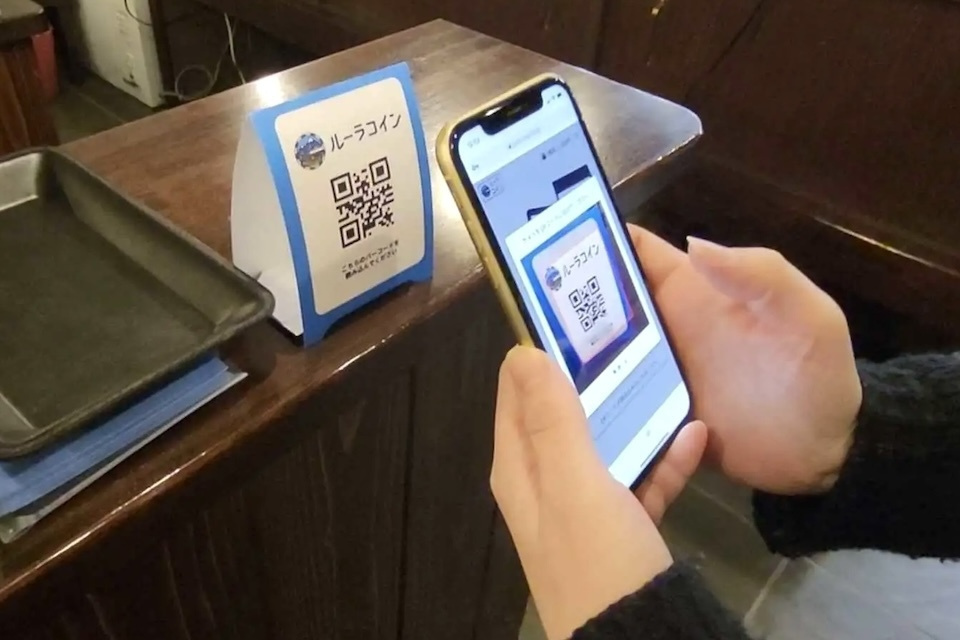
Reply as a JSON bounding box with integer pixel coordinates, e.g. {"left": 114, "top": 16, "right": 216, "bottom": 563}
{"left": 568, "top": 276, "right": 607, "bottom": 332}
{"left": 331, "top": 157, "right": 396, "bottom": 248}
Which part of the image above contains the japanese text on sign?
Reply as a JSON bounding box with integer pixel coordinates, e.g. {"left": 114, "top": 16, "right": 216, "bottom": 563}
{"left": 341, "top": 239, "right": 400, "bottom": 280}
{"left": 330, "top": 113, "right": 404, "bottom": 153}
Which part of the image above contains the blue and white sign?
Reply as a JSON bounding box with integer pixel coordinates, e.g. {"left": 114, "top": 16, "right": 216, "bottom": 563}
{"left": 231, "top": 62, "right": 433, "bottom": 345}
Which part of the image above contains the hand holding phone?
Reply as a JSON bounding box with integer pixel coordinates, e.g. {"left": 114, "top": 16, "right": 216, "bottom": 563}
{"left": 631, "top": 229, "right": 860, "bottom": 495}
{"left": 492, "top": 346, "right": 679, "bottom": 640}
{"left": 437, "top": 75, "right": 691, "bottom": 488}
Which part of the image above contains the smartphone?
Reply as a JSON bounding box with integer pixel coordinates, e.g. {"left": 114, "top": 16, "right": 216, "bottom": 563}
{"left": 437, "top": 74, "right": 691, "bottom": 488}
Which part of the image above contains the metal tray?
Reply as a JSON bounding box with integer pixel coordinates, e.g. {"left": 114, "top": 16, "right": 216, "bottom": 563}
{"left": 0, "top": 148, "right": 274, "bottom": 457}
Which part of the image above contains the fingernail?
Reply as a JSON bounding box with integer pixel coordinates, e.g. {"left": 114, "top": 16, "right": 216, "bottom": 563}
{"left": 686, "top": 236, "right": 725, "bottom": 251}
{"left": 687, "top": 236, "right": 732, "bottom": 264}
{"left": 503, "top": 346, "right": 551, "bottom": 395}
{"left": 502, "top": 345, "right": 532, "bottom": 386}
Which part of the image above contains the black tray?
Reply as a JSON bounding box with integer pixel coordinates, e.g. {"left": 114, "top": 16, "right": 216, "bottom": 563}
{"left": 0, "top": 149, "right": 273, "bottom": 457}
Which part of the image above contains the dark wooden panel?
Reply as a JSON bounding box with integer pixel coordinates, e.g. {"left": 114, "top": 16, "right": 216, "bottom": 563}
{"left": 597, "top": 0, "right": 760, "bottom": 101}
{"left": 433, "top": 0, "right": 606, "bottom": 66}
{"left": 74, "top": 496, "right": 269, "bottom": 640}
{"left": 6, "top": 371, "right": 410, "bottom": 640}
{"left": 664, "top": 160, "right": 960, "bottom": 322}
{"left": 653, "top": 160, "right": 960, "bottom": 343}
{"left": 186, "top": 0, "right": 606, "bottom": 67}
{"left": 686, "top": 1, "right": 960, "bottom": 248}
{"left": 404, "top": 283, "right": 517, "bottom": 640}
{"left": 2, "top": 482, "right": 268, "bottom": 639}
{"left": 247, "top": 373, "right": 409, "bottom": 640}
{"left": 599, "top": 0, "right": 960, "bottom": 334}
{"left": 156, "top": 490, "right": 270, "bottom": 640}
{"left": 471, "top": 514, "right": 529, "bottom": 640}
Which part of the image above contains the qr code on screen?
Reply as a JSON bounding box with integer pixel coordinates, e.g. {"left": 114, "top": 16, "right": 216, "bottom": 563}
{"left": 568, "top": 276, "right": 607, "bottom": 332}
{"left": 331, "top": 157, "right": 396, "bottom": 248}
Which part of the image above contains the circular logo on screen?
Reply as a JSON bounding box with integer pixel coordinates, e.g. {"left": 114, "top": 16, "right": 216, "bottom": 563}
{"left": 480, "top": 184, "right": 493, "bottom": 199}
{"left": 294, "top": 133, "right": 326, "bottom": 170}
{"left": 544, "top": 266, "right": 562, "bottom": 291}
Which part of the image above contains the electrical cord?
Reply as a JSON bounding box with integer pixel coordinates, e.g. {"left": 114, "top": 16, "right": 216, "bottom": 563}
{"left": 159, "top": 48, "right": 226, "bottom": 103}
{"left": 224, "top": 14, "right": 246, "bottom": 84}
{"left": 124, "top": 0, "right": 152, "bottom": 27}
{"left": 159, "top": 14, "right": 244, "bottom": 103}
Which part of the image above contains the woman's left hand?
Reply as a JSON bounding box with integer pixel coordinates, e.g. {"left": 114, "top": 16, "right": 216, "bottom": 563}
{"left": 492, "top": 346, "right": 707, "bottom": 640}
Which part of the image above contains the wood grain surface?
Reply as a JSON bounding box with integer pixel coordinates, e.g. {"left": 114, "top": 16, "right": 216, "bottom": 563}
{"left": 598, "top": 0, "right": 960, "bottom": 336}
{"left": 0, "top": 19, "right": 700, "bottom": 640}
{"left": 158, "top": 0, "right": 960, "bottom": 342}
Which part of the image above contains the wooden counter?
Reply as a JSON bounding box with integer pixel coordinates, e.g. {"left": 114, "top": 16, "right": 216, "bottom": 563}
{"left": 171, "top": 0, "right": 960, "bottom": 347}
{"left": 0, "top": 20, "right": 701, "bottom": 639}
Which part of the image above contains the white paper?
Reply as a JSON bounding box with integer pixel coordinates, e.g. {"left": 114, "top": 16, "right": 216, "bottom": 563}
{"left": 273, "top": 77, "right": 425, "bottom": 316}
{"left": 231, "top": 120, "right": 304, "bottom": 335}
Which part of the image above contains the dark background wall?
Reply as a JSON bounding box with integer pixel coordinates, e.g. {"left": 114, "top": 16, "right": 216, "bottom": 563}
{"left": 153, "top": 0, "right": 960, "bottom": 358}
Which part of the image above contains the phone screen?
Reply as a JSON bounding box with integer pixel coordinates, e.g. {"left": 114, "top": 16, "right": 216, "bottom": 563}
{"left": 451, "top": 80, "right": 690, "bottom": 487}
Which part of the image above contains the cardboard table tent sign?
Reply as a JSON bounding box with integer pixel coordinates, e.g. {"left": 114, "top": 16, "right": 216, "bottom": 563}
{"left": 231, "top": 62, "right": 433, "bottom": 345}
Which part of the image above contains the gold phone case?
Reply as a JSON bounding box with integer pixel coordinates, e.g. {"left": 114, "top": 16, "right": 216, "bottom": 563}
{"left": 435, "top": 73, "right": 563, "bottom": 347}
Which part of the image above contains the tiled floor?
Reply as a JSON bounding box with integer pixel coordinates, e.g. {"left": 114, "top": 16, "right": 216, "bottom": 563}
{"left": 519, "top": 470, "right": 960, "bottom": 640}
{"left": 51, "top": 75, "right": 154, "bottom": 144}
{"left": 518, "top": 471, "right": 781, "bottom": 640}
{"left": 661, "top": 476, "right": 781, "bottom": 617}
{"left": 747, "top": 551, "right": 960, "bottom": 640}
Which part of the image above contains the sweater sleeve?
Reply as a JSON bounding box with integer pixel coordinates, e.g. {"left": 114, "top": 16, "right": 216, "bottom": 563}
{"left": 754, "top": 352, "right": 960, "bottom": 559}
{"left": 572, "top": 564, "right": 751, "bottom": 640}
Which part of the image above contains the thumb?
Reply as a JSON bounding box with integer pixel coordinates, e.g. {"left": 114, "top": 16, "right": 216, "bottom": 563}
{"left": 635, "top": 420, "right": 707, "bottom": 523}
{"left": 687, "top": 237, "right": 804, "bottom": 318}
{"left": 501, "top": 346, "right": 602, "bottom": 480}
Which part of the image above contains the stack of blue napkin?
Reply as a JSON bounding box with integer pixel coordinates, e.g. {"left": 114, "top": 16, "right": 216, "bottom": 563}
{"left": 0, "top": 357, "right": 245, "bottom": 542}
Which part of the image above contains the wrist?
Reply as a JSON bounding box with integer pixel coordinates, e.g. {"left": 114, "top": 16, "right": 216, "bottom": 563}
{"left": 812, "top": 388, "right": 861, "bottom": 494}
{"left": 812, "top": 373, "right": 862, "bottom": 494}
{"left": 811, "top": 423, "right": 855, "bottom": 493}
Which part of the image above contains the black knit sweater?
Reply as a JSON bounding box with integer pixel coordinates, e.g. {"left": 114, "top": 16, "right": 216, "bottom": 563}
{"left": 573, "top": 353, "right": 960, "bottom": 640}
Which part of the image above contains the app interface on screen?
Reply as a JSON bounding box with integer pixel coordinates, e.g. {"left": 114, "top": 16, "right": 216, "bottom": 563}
{"left": 457, "top": 84, "right": 689, "bottom": 485}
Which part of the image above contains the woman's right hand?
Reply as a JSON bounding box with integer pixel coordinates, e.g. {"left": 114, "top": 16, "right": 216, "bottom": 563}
{"left": 631, "top": 228, "right": 862, "bottom": 495}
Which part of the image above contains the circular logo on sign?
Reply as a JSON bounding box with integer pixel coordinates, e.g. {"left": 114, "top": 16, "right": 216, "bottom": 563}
{"left": 294, "top": 133, "right": 326, "bottom": 170}
{"left": 544, "top": 266, "right": 562, "bottom": 291}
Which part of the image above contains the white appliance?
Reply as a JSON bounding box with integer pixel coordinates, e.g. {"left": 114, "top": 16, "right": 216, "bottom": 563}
{"left": 75, "top": 0, "right": 165, "bottom": 107}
